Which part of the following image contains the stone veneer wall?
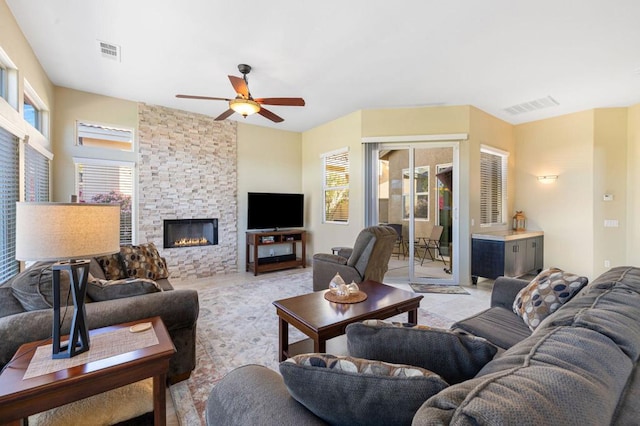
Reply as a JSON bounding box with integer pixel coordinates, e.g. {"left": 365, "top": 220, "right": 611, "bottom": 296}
{"left": 138, "top": 103, "right": 237, "bottom": 279}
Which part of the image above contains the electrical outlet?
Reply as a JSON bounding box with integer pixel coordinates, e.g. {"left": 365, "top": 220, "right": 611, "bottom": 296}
{"left": 604, "top": 260, "right": 610, "bottom": 268}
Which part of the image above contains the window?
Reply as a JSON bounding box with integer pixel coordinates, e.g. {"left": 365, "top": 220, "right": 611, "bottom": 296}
{"left": 480, "top": 145, "right": 508, "bottom": 227}
{"left": 77, "top": 121, "right": 134, "bottom": 151}
{"left": 402, "top": 166, "right": 429, "bottom": 220}
{"left": 24, "top": 144, "right": 51, "bottom": 202}
{"left": 0, "top": 65, "right": 6, "bottom": 100}
{"left": 322, "top": 148, "right": 349, "bottom": 223}
{"left": 75, "top": 159, "right": 134, "bottom": 244}
{"left": 0, "top": 127, "right": 19, "bottom": 283}
{"left": 0, "top": 47, "right": 18, "bottom": 108}
{"left": 23, "top": 80, "right": 49, "bottom": 137}
{"left": 23, "top": 95, "right": 41, "bottom": 131}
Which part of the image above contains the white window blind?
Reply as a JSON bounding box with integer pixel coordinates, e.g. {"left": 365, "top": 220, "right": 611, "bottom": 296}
{"left": 480, "top": 146, "right": 508, "bottom": 226}
{"left": 76, "top": 160, "right": 134, "bottom": 244}
{"left": 24, "top": 144, "right": 50, "bottom": 202}
{"left": 322, "top": 149, "right": 349, "bottom": 223}
{"left": 0, "top": 127, "right": 19, "bottom": 283}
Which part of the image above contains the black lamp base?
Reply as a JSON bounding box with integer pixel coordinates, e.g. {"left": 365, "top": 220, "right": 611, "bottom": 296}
{"left": 52, "top": 260, "right": 91, "bottom": 358}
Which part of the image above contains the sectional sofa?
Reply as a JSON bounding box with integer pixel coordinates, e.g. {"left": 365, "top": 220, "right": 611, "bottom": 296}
{"left": 206, "top": 266, "right": 640, "bottom": 425}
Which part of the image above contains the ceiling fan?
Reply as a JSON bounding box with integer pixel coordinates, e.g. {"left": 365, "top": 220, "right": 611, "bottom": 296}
{"left": 176, "top": 64, "right": 305, "bottom": 123}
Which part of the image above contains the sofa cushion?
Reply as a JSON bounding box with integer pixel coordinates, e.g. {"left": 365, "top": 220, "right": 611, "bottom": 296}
{"left": 453, "top": 306, "right": 532, "bottom": 349}
{"left": 414, "top": 326, "right": 633, "bottom": 426}
{"left": 10, "top": 262, "right": 75, "bottom": 311}
{"left": 94, "top": 254, "right": 126, "bottom": 280}
{"left": 280, "top": 353, "right": 448, "bottom": 426}
{"left": 0, "top": 282, "right": 25, "bottom": 318}
{"left": 513, "top": 267, "right": 588, "bottom": 330}
{"left": 87, "top": 278, "right": 161, "bottom": 302}
{"left": 119, "top": 242, "right": 169, "bottom": 280}
{"left": 347, "top": 320, "right": 497, "bottom": 384}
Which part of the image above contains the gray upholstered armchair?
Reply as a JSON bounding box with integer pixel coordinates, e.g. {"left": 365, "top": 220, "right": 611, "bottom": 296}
{"left": 312, "top": 225, "right": 397, "bottom": 291}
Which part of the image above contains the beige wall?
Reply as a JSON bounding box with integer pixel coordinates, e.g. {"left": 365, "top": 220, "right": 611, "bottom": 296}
{"left": 593, "top": 108, "right": 627, "bottom": 275}
{"left": 237, "top": 122, "right": 303, "bottom": 267}
{"left": 52, "top": 87, "right": 138, "bottom": 202}
{"left": 302, "top": 111, "right": 364, "bottom": 259}
{"left": 628, "top": 104, "right": 640, "bottom": 266}
{"left": 514, "top": 111, "right": 596, "bottom": 277}
{"left": 0, "top": 0, "right": 54, "bottom": 151}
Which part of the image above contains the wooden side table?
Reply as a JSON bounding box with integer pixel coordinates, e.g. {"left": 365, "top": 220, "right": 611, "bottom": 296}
{"left": 0, "top": 316, "right": 175, "bottom": 426}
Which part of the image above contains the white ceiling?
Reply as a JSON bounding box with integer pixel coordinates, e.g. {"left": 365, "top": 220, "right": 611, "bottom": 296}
{"left": 7, "top": 0, "right": 640, "bottom": 132}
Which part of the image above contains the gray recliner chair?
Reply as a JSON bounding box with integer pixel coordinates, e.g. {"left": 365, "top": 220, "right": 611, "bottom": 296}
{"left": 312, "top": 225, "right": 397, "bottom": 291}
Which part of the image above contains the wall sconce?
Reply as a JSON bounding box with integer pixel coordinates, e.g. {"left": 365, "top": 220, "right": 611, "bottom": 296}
{"left": 537, "top": 175, "right": 558, "bottom": 184}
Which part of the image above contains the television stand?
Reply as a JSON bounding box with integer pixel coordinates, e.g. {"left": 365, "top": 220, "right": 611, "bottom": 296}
{"left": 246, "top": 229, "right": 306, "bottom": 276}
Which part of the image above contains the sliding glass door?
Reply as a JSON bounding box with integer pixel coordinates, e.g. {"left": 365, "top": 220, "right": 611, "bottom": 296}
{"left": 366, "top": 141, "right": 458, "bottom": 284}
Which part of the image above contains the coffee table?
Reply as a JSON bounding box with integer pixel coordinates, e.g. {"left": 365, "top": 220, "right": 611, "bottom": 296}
{"left": 0, "top": 316, "right": 175, "bottom": 426}
{"left": 273, "top": 280, "right": 423, "bottom": 361}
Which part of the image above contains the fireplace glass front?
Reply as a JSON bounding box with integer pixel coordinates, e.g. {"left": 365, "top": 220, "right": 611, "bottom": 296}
{"left": 163, "top": 218, "right": 218, "bottom": 248}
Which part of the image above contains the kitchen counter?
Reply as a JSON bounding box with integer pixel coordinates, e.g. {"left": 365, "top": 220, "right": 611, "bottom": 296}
{"left": 471, "top": 230, "right": 544, "bottom": 242}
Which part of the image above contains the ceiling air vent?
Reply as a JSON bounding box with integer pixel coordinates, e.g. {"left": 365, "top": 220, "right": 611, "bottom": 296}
{"left": 98, "top": 41, "right": 121, "bottom": 61}
{"left": 504, "top": 96, "right": 558, "bottom": 115}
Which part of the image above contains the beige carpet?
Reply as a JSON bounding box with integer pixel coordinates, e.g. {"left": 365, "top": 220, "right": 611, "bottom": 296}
{"left": 169, "top": 271, "right": 455, "bottom": 425}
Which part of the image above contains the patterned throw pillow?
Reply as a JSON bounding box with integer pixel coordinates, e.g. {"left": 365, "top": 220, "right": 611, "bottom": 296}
{"left": 120, "top": 242, "right": 169, "bottom": 280}
{"left": 513, "top": 267, "right": 588, "bottom": 330}
{"left": 280, "top": 354, "right": 448, "bottom": 426}
{"left": 95, "top": 253, "right": 127, "bottom": 280}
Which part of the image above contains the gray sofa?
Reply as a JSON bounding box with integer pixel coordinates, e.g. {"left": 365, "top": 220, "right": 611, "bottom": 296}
{"left": 0, "top": 258, "right": 199, "bottom": 384}
{"left": 206, "top": 266, "right": 640, "bottom": 425}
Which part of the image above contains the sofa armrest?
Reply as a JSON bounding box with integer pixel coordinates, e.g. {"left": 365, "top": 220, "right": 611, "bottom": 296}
{"left": 206, "top": 365, "right": 327, "bottom": 426}
{"left": 312, "top": 253, "right": 348, "bottom": 265}
{"left": 490, "top": 276, "right": 530, "bottom": 309}
{"left": 0, "top": 290, "right": 198, "bottom": 382}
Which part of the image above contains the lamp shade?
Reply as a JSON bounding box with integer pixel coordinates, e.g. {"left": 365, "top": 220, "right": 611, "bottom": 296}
{"left": 16, "top": 202, "right": 121, "bottom": 261}
{"left": 229, "top": 98, "right": 260, "bottom": 116}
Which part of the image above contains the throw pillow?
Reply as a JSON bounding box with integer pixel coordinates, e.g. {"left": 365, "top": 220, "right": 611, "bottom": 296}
{"left": 94, "top": 254, "right": 127, "bottom": 280}
{"left": 86, "top": 278, "right": 161, "bottom": 301}
{"left": 119, "top": 242, "right": 169, "bottom": 280}
{"left": 347, "top": 320, "right": 498, "bottom": 384}
{"left": 10, "top": 262, "right": 74, "bottom": 311}
{"left": 513, "top": 267, "right": 588, "bottom": 330}
{"left": 280, "top": 354, "right": 448, "bottom": 426}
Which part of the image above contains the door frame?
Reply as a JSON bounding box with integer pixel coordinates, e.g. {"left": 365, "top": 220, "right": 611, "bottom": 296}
{"left": 363, "top": 134, "right": 465, "bottom": 284}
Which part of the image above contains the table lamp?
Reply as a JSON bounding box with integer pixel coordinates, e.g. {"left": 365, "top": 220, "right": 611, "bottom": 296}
{"left": 15, "top": 202, "right": 121, "bottom": 358}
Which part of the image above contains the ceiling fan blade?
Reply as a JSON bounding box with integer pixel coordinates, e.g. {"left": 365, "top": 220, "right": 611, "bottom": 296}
{"left": 176, "top": 94, "right": 231, "bottom": 101}
{"left": 258, "top": 107, "right": 284, "bottom": 123}
{"left": 255, "top": 97, "right": 305, "bottom": 106}
{"left": 215, "top": 109, "right": 235, "bottom": 121}
{"left": 228, "top": 75, "right": 249, "bottom": 98}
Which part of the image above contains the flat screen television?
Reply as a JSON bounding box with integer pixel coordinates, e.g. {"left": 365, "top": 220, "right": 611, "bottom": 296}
{"left": 247, "top": 192, "right": 304, "bottom": 230}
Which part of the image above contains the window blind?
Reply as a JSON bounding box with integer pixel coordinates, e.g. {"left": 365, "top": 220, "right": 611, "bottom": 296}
{"left": 76, "top": 161, "right": 134, "bottom": 244}
{"left": 480, "top": 150, "right": 507, "bottom": 226}
{"left": 24, "top": 144, "right": 50, "bottom": 202}
{"left": 0, "top": 127, "right": 19, "bottom": 283}
{"left": 323, "top": 150, "right": 349, "bottom": 223}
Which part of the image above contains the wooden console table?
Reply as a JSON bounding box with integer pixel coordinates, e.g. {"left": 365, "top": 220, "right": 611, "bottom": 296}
{"left": 0, "top": 317, "right": 175, "bottom": 425}
{"left": 246, "top": 229, "right": 306, "bottom": 275}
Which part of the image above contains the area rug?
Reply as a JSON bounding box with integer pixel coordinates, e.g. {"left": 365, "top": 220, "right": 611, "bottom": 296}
{"left": 410, "top": 283, "right": 470, "bottom": 294}
{"left": 169, "top": 271, "right": 455, "bottom": 425}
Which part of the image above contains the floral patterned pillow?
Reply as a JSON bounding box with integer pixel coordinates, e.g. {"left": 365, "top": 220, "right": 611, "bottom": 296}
{"left": 513, "top": 267, "right": 588, "bottom": 330}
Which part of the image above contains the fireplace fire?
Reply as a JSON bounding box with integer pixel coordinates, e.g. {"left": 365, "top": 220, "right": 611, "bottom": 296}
{"left": 163, "top": 219, "right": 218, "bottom": 249}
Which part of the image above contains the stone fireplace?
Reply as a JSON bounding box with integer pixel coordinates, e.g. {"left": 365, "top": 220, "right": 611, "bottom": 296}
{"left": 163, "top": 219, "right": 218, "bottom": 249}
{"left": 138, "top": 103, "right": 237, "bottom": 279}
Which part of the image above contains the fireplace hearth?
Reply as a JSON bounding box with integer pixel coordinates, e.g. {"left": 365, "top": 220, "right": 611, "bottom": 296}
{"left": 164, "top": 219, "right": 218, "bottom": 249}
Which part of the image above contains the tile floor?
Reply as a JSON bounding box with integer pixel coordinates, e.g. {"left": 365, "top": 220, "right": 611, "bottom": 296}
{"left": 165, "top": 266, "right": 496, "bottom": 425}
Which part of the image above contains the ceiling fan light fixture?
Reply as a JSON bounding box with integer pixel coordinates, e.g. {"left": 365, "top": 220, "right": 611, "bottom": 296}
{"left": 229, "top": 98, "right": 260, "bottom": 117}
